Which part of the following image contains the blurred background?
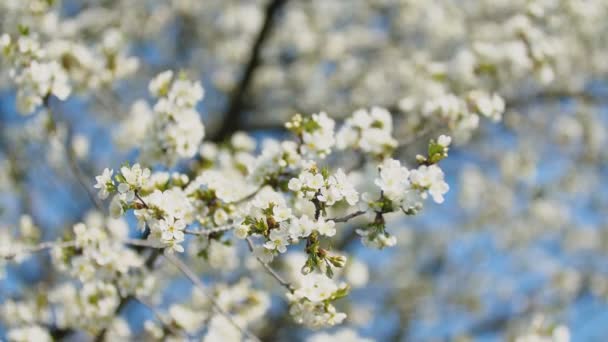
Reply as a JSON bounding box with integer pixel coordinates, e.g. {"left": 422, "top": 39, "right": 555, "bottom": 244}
{"left": 1, "top": 0, "right": 608, "bottom": 340}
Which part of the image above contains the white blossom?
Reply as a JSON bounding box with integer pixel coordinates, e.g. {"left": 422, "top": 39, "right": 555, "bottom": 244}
{"left": 94, "top": 168, "right": 114, "bottom": 200}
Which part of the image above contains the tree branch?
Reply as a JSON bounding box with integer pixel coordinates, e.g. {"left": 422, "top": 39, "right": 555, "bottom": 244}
{"left": 210, "top": 0, "right": 288, "bottom": 141}
{"left": 43, "top": 96, "right": 104, "bottom": 211}
{"left": 246, "top": 237, "right": 295, "bottom": 292}
{"left": 164, "top": 251, "right": 261, "bottom": 342}
{"left": 328, "top": 210, "right": 367, "bottom": 223}
{"left": 184, "top": 223, "right": 236, "bottom": 236}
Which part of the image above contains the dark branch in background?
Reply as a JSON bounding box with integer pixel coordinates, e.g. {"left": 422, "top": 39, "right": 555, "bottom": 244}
{"left": 210, "top": 0, "right": 288, "bottom": 142}
{"left": 506, "top": 89, "right": 608, "bottom": 109}
{"left": 93, "top": 248, "right": 161, "bottom": 342}
{"left": 87, "top": 27, "right": 323, "bottom": 333}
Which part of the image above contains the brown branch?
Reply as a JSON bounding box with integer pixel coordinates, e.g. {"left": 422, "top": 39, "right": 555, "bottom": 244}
{"left": 65, "top": 126, "right": 104, "bottom": 211}
{"left": 1, "top": 240, "right": 77, "bottom": 260}
{"left": 246, "top": 237, "right": 294, "bottom": 292}
{"left": 164, "top": 251, "right": 261, "bottom": 342}
{"left": 328, "top": 210, "right": 367, "bottom": 223}
{"left": 135, "top": 297, "right": 185, "bottom": 338}
{"left": 184, "top": 224, "right": 236, "bottom": 236}
{"left": 43, "top": 96, "right": 104, "bottom": 211}
{"left": 506, "top": 89, "right": 608, "bottom": 109}
{"left": 210, "top": 0, "right": 289, "bottom": 141}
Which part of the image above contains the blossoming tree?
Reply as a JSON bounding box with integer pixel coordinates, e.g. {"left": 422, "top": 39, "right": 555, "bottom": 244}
{"left": 1, "top": 0, "right": 606, "bottom": 341}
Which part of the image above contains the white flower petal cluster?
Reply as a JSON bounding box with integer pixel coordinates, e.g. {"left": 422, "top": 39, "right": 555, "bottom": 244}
{"left": 140, "top": 71, "right": 206, "bottom": 166}
{"left": 289, "top": 166, "right": 359, "bottom": 206}
{"left": 287, "top": 294, "right": 347, "bottom": 329}
{"left": 96, "top": 165, "right": 199, "bottom": 253}
{"left": 205, "top": 238, "right": 238, "bottom": 270}
{"left": 467, "top": 90, "right": 506, "bottom": 122}
{"left": 264, "top": 227, "right": 290, "bottom": 253}
{"left": 94, "top": 168, "right": 114, "bottom": 200}
{"left": 139, "top": 188, "right": 195, "bottom": 253}
{"left": 375, "top": 158, "right": 449, "bottom": 206}
{"left": 5, "top": 0, "right": 606, "bottom": 338}
{"left": 104, "top": 318, "right": 131, "bottom": 341}
{"left": 144, "top": 278, "right": 270, "bottom": 340}
{"left": 203, "top": 315, "right": 242, "bottom": 342}
{"left": 187, "top": 169, "right": 254, "bottom": 204}
{"left": 44, "top": 281, "right": 123, "bottom": 333}
{"left": 423, "top": 91, "right": 505, "bottom": 140}
{"left": 7, "top": 325, "right": 51, "bottom": 342}
{"left": 287, "top": 113, "right": 336, "bottom": 158}
{"left": 247, "top": 187, "right": 292, "bottom": 221}
{"left": 102, "top": 164, "right": 151, "bottom": 218}
{"left": 285, "top": 262, "right": 349, "bottom": 329}
{"left": 375, "top": 159, "right": 411, "bottom": 203}
{"left": 15, "top": 60, "right": 70, "bottom": 113}
{"left": 114, "top": 100, "right": 154, "bottom": 150}
{"left": 249, "top": 139, "right": 302, "bottom": 184}
{"left": 79, "top": 281, "right": 120, "bottom": 320}
{"left": 358, "top": 228, "right": 397, "bottom": 249}
{"left": 52, "top": 216, "right": 143, "bottom": 283}
{"left": 293, "top": 273, "right": 339, "bottom": 302}
{"left": 1, "top": 34, "right": 70, "bottom": 114}
{"left": 45, "top": 28, "right": 139, "bottom": 90}
{"left": 302, "top": 112, "right": 336, "bottom": 158}
{"left": 285, "top": 215, "right": 336, "bottom": 241}
{"left": 153, "top": 216, "right": 186, "bottom": 253}
{"left": 337, "top": 106, "right": 398, "bottom": 156}
{"left": 2, "top": 298, "right": 51, "bottom": 331}
{"left": 115, "top": 163, "right": 151, "bottom": 203}
{"left": 410, "top": 164, "right": 450, "bottom": 204}
{"left": 515, "top": 316, "right": 570, "bottom": 342}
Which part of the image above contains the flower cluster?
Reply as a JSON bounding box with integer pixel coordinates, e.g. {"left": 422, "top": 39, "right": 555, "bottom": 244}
{"left": 141, "top": 278, "right": 270, "bottom": 340}
{"left": 6, "top": 325, "right": 51, "bottom": 342}
{"left": 286, "top": 112, "right": 336, "bottom": 158}
{"left": 287, "top": 273, "right": 349, "bottom": 328}
{"left": 515, "top": 315, "right": 570, "bottom": 342}
{"left": 3, "top": 0, "right": 604, "bottom": 339}
{"left": 45, "top": 28, "right": 139, "bottom": 90}
{"left": 139, "top": 70, "right": 206, "bottom": 166}
{"left": 53, "top": 219, "right": 143, "bottom": 282}
{"left": 1, "top": 33, "right": 70, "bottom": 114}
{"left": 336, "top": 106, "right": 398, "bottom": 157}
{"left": 423, "top": 91, "right": 505, "bottom": 140}
{"left": 95, "top": 164, "right": 196, "bottom": 253}
{"left": 249, "top": 139, "right": 302, "bottom": 185}
{"left": 373, "top": 154, "right": 449, "bottom": 210}
{"left": 288, "top": 165, "right": 359, "bottom": 207}
{"left": 353, "top": 135, "right": 451, "bottom": 249}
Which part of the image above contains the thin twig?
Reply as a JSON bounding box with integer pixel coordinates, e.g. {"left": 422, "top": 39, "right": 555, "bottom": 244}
{"left": 135, "top": 297, "right": 185, "bottom": 338}
{"left": 245, "top": 237, "right": 294, "bottom": 293}
{"left": 232, "top": 186, "right": 263, "bottom": 204}
{"left": 2, "top": 238, "right": 163, "bottom": 260}
{"left": 1, "top": 240, "right": 76, "bottom": 260}
{"left": 184, "top": 224, "right": 236, "bottom": 236}
{"left": 135, "top": 191, "right": 150, "bottom": 209}
{"left": 65, "top": 128, "right": 104, "bottom": 211}
{"left": 43, "top": 97, "right": 103, "bottom": 211}
{"left": 328, "top": 210, "right": 367, "bottom": 223}
{"left": 164, "top": 251, "right": 261, "bottom": 342}
{"left": 123, "top": 238, "right": 165, "bottom": 249}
